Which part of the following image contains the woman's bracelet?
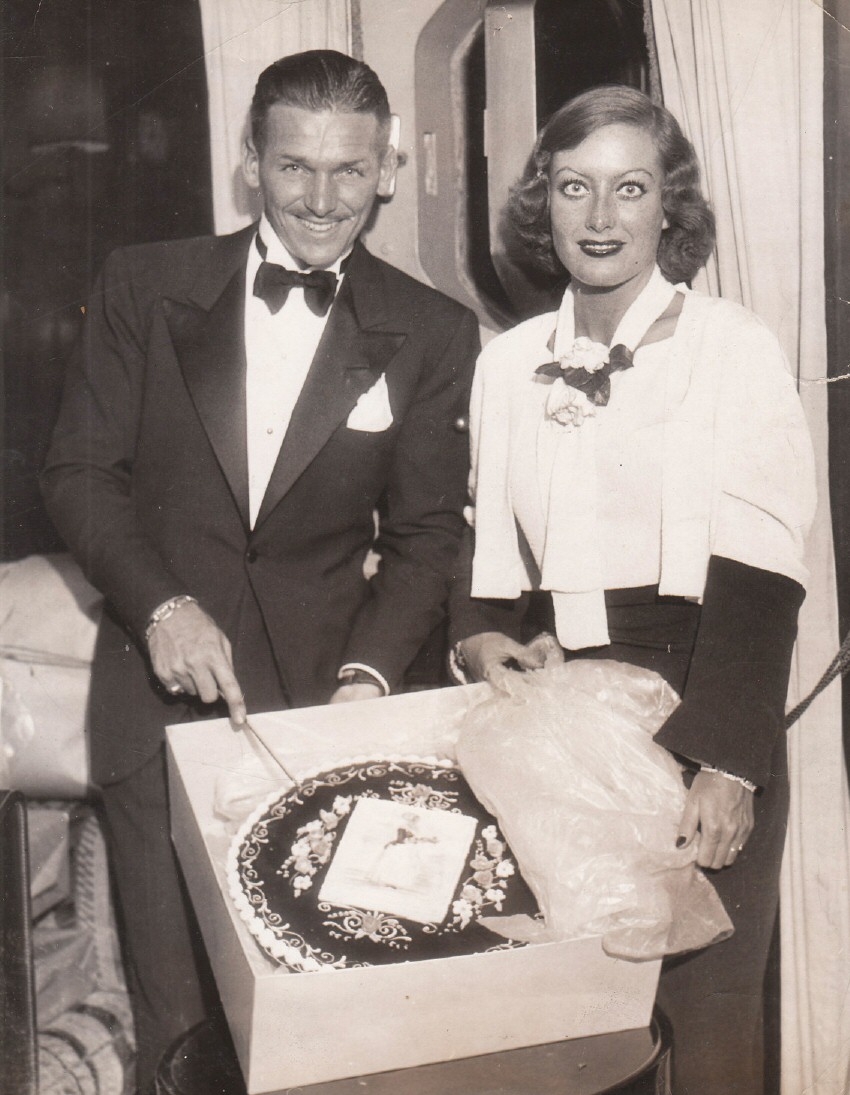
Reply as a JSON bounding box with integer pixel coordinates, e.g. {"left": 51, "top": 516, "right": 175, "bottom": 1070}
{"left": 700, "top": 764, "right": 758, "bottom": 794}
{"left": 144, "top": 595, "right": 198, "bottom": 644}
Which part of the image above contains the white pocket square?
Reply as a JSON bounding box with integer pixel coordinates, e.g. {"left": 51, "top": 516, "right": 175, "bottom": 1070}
{"left": 346, "top": 373, "right": 394, "bottom": 432}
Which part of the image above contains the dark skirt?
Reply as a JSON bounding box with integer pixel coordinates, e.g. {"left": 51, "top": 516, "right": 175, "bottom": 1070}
{"left": 522, "top": 585, "right": 787, "bottom": 1095}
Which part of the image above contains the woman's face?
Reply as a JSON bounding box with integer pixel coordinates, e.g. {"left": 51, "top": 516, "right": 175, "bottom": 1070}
{"left": 548, "top": 122, "right": 667, "bottom": 298}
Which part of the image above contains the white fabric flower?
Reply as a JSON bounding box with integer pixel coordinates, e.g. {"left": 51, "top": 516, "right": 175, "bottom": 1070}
{"left": 546, "top": 379, "right": 596, "bottom": 429}
{"left": 559, "top": 336, "right": 609, "bottom": 373}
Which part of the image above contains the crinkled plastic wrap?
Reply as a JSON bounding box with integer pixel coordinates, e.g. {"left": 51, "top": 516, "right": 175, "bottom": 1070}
{"left": 456, "top": 660, "right": 733, "bottom": 960}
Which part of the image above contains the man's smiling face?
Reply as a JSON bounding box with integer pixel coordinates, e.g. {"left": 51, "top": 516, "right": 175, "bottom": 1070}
{"left": 243, "top": 103, "right": 396, "bottom": 269}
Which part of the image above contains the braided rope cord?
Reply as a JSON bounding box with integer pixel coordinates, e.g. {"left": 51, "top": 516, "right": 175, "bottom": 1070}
{"left": 785, "top": 631, "right": 850, "bottom": 728}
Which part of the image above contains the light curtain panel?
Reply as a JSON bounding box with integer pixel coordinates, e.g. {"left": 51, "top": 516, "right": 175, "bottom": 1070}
{"left": 199, "top": 0, "right": 353, "bottom": 235}
{"left": 651, "top": 2, "right": 850, "bottom": 1092}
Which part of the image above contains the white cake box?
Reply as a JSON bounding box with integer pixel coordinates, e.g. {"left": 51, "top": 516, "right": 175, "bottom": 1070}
{"left": 166, "top": 685, "right": 660, "bottom": 1094}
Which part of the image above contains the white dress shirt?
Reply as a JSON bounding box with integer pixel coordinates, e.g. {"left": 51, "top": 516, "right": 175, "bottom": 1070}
{"left": 243, "top": 218, "right": 389, "bottom": 696}
{"left": 244, "top": 214, "right": 347, "bottom": 528}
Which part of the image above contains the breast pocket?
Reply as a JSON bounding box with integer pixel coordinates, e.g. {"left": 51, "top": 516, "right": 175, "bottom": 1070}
{"left": 345, "top": 373, "right": 394, "bottom": 432}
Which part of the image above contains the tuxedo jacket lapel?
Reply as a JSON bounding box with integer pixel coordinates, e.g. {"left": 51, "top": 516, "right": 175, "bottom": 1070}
{"left": 163, "top": 228, "right": 254, "bottom": 528}
{"left": 255, "top": 244, "right": 406, "bottom": 527}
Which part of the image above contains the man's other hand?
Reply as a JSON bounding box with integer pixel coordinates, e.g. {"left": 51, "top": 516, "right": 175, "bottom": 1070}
{"left": 329, "top": 682, "right": 383, "bottom": 704}
{"left": 148, "top": 601, "right": 247, "bottom": 725}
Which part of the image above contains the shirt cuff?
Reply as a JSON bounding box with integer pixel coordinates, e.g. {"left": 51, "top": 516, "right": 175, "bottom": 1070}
{"left": 700, "top": 764, "right": 758, "bottom": 794}
{"left": 448, "top": 642, "right": 472, "bottom": 685}
{"left": 337, "top": 663, "right": 390, "bottom": 696}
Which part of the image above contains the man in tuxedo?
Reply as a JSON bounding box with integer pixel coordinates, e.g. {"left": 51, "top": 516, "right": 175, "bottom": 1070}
{"left": 42, "top": 50, "right": 478, "bottom": 1089}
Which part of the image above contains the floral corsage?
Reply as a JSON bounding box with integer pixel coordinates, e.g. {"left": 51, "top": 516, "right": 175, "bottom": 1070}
{"left": 536, "top": 336, "right": 633, "bottom": 429}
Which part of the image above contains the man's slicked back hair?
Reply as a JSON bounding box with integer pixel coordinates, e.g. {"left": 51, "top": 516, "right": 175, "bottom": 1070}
{"left": 250, "top": 50, "right": 391, "bottom": 153}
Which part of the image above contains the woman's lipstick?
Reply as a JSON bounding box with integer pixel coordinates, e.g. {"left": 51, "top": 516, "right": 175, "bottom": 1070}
{"left": 578, "top": 240, "right": 624, "bottom": 256}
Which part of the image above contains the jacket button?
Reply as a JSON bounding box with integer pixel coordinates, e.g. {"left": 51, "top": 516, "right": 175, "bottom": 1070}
{"left": 453, "top": 415, "right": 469, "bottom": 434}
{"left": 246, "top": 548, "right": 258, "bottom": 563}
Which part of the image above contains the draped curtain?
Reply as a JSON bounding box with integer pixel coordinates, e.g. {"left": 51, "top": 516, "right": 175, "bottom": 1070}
{"left": 198, "top": 0, "right": 353, "bottom": 235}
{"left": 651, "top": 2, "right": 850, "bottom": 1091}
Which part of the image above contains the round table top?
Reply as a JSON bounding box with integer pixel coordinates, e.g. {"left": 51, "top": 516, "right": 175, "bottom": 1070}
{"left": 156, "top": 1011, "right": 671, "bottom": 1095}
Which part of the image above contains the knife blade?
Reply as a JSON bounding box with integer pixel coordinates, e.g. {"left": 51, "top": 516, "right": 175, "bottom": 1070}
{"left": 240, "top": 717, "right": 301, "bottom": 789}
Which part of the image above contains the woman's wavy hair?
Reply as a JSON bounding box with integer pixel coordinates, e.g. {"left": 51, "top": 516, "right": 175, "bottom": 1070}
{"left": 507, "top": 85, "right": 715, "bottom": 284}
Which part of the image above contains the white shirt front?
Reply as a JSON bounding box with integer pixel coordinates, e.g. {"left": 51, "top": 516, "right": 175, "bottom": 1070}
{"left": 244, "top": 215, "right": 347, "bottom": 528}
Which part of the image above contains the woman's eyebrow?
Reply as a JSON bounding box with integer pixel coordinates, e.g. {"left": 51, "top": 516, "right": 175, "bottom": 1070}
{"left": 552, "top": 163, "right": 658, "bottom": 180}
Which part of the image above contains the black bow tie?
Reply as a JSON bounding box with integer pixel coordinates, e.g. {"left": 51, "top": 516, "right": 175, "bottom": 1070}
{"left": 252, "top": 238, "right": 338, "bottom": 317}
{"left": 536, "top": 343, "right": 634, "bottom": 406}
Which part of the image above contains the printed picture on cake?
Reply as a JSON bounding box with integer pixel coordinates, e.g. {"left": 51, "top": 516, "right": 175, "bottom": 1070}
{"left": 318, "top": 797, "right": 478, "bottom": 925}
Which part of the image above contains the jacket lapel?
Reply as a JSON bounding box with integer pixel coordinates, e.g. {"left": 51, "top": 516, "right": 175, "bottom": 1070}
{"left": 255, "top": 244, "right": 406, "bottom": 526}
{"left": 163, "top": 228, "right": 254, "bottom": 529}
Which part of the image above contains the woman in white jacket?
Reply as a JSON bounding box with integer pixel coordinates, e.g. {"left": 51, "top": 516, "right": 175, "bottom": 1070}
{"left": 451, "top": 85, "right": 816, "bottom": 1095}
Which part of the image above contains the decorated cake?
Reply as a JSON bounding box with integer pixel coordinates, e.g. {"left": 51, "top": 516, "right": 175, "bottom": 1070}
{"left": 227, "top": 756, "right": 539, "bottom": 971}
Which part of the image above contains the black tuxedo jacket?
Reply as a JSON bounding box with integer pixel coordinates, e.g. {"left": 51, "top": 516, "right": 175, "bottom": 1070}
{"left": 42, "top": 226, "right": 479, "bottom": 783}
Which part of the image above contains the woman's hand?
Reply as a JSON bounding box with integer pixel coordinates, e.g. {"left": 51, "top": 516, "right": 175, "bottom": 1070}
{"left": 458, "top": 631, "right": 563, "bottom": 685}
{"left": 676, "top": 770, "right": 755, "bottom": 869}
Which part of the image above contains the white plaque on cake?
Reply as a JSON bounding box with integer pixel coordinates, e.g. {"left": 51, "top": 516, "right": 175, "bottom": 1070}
{"left": 318, "top": 797, "right": 477, "bottom": 925}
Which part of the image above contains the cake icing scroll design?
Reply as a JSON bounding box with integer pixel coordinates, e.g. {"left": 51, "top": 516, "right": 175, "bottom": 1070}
{"left": 388, "top": 780, "right": 460, "bottom": 812}
{"left": 227, "top": 756, "right": 537, "bottom": 972}
{"left": 320, "top": 905, "right": 414, "bottom": 948}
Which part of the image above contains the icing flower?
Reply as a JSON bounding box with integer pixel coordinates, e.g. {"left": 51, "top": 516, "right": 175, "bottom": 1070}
{"left": 481, "top": 826, "right": 498, "bottom": 841}
{"left": 452, "top": 898, "right": 474, "bottom": 928}
{"left": 461, "top": 883, "right": 484, "bottom": 905}
{"left": 495, "top": 860, "right": 515, "bottom": 879}
{"left": 353, "top": 912, "right": 389, "bottom": 941}
{"left": 333, "top": 796, "right": 352, "bottom": 815}
{"left": 293, "top": 875, "right": 313, "bottom": 894}
{"left": 308, "top": 834, "right": 332, "bottom": 859}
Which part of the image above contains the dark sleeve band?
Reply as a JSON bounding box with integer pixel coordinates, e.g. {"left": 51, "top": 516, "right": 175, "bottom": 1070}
{"left": 654, "top": 555, "right": 805, "bottom": 787}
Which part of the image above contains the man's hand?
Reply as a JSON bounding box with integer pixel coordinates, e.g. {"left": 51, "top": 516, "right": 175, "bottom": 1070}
{"left": 329, "top": 682, "right": 383, "bottom": 704}
{"left": 676, "top": 770, "right": 755, "bottom": 869}
{"left": 148, "top": 601, "right": 246, "bottom": 725}
{"left": 458, "top": 630, "right": 564, "bottom": 686}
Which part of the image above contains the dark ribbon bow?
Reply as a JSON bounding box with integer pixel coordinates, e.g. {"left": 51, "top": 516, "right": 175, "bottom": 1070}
{"left": 535, "top": 343, "right": 634, "bottom": 407}
{"left": 252, "top": 237, "right": 338, "bottom": 317}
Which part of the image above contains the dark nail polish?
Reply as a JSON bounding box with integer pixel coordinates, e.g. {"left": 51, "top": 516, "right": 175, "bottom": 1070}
{"left": 676, "top": 836, "right": 687, "bottom": 848}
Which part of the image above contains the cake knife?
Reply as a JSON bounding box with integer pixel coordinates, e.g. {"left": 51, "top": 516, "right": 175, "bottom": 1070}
{"left": 240, "top": 717, "right": 301, "bottom": 789}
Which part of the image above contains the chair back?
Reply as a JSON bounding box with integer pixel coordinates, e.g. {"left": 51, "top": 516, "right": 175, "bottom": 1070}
{"left": 0, "top": 789, "right": 38, "bottom": 1095}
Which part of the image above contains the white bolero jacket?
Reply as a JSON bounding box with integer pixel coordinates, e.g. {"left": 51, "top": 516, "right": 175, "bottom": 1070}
{"left": 469, "top": 269, "right": 817, "bottom": 649}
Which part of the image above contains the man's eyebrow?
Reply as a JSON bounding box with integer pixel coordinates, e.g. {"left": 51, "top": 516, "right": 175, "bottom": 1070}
{"left": 271, "top": 154, "right": 369, "bottom": 169}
